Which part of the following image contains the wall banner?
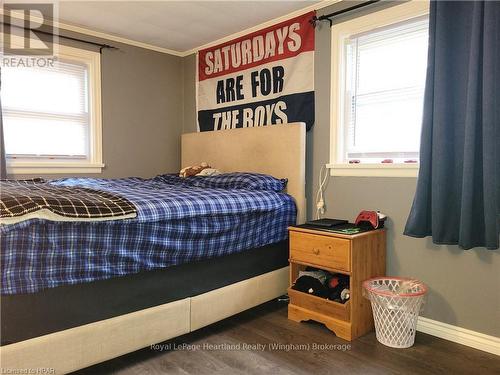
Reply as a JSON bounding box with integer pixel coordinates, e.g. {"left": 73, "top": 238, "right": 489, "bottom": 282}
{"left": 197, "top": 11, "right": 315, "bottom": 132}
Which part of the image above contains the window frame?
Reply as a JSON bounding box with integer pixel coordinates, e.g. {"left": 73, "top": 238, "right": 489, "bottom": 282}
{"left": 328, "top": 0, "right": 429, "bottom": 178}
{"left": 2, "top": 34, "right": 104, "bottom": 174}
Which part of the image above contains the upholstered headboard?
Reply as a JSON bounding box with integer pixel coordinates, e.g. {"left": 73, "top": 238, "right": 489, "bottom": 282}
{"left": 181, "top": 123, "right": 306, "bottom": 224}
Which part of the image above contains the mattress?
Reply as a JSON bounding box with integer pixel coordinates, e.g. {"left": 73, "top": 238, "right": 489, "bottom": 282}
{"left": 0, "top": 176, "right": 296, "bottom": 295}
{"left": 0, "top": 241, "right": 288, "bottom": 345}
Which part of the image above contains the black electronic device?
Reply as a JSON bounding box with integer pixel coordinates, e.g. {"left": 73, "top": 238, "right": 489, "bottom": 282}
{"left": 305, "top": 218, "right": 348, "bottom": 228}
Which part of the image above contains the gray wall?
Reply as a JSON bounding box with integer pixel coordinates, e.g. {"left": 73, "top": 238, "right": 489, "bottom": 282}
{"left": 13, "top": 30, "right": 184, "bottom": 179}
{"left": 307, "top": 3, "right": 499, "bottom": 336}
{"left": 182, "top": 3, "right": 499, "bottom": 337}
{"left": 182, "top": 54, "right": 197, "bottom": 133}
{"left": 9, "top": 4, "right": 498, "bottom": 336}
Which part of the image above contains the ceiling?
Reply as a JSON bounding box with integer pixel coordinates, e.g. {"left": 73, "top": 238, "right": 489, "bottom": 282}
{"left": 57, "top": 1, "right": 323, "bottom": 54}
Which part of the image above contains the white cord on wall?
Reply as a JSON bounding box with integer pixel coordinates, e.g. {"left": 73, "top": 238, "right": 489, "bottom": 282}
{"left": 316, "top": 164, "right": 329, "bottom": 220}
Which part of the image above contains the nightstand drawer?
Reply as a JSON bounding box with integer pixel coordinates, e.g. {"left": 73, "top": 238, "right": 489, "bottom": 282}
{"left": 289, "top": 231, "right": 351, "bottom": 271}
{"left": 288, "top": 288, "right": 350, "bottom": 322}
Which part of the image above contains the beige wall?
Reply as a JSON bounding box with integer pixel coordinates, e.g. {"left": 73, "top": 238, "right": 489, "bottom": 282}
{"left": 12, "top": 30, "right": 184, "bottom": 179}
{"left": 182, "top": 2, "right": 499, "bottom": 337}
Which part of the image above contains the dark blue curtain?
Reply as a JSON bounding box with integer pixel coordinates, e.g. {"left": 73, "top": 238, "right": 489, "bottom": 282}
{"left": 404, "top": 1, "right": 500, "bottom": 250}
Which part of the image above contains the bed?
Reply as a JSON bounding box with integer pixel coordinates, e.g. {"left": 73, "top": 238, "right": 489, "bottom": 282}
{"left": 0, "top": 123, "right": 306, "bottom": 373}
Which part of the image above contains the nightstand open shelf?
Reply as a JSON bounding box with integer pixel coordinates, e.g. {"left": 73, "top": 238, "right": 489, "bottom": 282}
{"left": 287, "top": 226, "right": 386, "bottom": 341}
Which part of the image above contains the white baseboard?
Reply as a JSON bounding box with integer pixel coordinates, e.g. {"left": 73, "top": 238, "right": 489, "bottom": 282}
{"left": 416, "top": 317, "right": 500, "bottom": 356}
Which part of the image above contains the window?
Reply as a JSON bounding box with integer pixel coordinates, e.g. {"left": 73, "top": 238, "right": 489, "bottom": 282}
{"left": 329, "top": 1, "right": 429, "bottom": 177}
{"left": 1, "top": 38, "right": 103, "bottom": 174}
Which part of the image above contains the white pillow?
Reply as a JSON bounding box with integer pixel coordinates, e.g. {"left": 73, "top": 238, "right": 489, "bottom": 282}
{"left": 196, "top": 168, "right": 221, "bottom": 176}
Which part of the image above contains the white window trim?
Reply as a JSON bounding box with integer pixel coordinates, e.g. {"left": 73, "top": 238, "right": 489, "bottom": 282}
{"left": 2, "top": 34, "right": 104, "bottom": 174}
{"left": 328, "top": 0, "right": 429, "bottom": 178}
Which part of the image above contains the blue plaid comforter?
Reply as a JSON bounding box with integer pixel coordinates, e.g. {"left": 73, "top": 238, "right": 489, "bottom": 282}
{"left": 0, "top": 175, "right": 296, "bottom": 295}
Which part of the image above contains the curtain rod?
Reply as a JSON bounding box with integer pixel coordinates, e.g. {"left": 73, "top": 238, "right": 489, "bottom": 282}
{"left": 1, "top": 22, "right": 118, "bottom": 53}
{"left": 311, "top": 0, "right": 381, "bottom": 27}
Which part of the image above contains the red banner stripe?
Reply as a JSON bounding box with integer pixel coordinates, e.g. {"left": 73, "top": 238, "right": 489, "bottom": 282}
{"left": 198, "top": 11, "right": 315, "bottom": 82}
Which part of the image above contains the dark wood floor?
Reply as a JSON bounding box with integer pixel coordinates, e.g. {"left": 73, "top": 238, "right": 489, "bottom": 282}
{"left": 75, "top": 300, "right": 499, "bottom": 375}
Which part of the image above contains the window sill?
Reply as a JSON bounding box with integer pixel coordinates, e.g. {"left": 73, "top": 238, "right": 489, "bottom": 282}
{"left": 326, "top": 163, "right": 418, "bottom": 177}
{"left": 7, "top": 162, "right": 105, "bottom": 175}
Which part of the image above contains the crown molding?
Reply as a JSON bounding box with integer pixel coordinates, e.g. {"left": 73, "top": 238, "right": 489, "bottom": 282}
{"left": 183, "top": 0, "right": 341, "bottom": 56}
{"left": 1, "top": 0, "right": 340, "bottom": 57}
{"left": 0, "top": 7, "right": 185, "bottom": 57}
{"left": 48, "top": 19, "right": 186, "bottom": 57}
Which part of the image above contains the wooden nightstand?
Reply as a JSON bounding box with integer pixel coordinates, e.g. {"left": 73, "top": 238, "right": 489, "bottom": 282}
{"left": 287, "top": 226, "right": 386, "bottom": 341}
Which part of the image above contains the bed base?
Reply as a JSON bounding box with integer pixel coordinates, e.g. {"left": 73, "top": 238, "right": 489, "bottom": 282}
{"left": 1, "top": 123, "right": 306, "bottom": 373}
{"left": 0, "top": 267, "right": 289, "bottom": 374}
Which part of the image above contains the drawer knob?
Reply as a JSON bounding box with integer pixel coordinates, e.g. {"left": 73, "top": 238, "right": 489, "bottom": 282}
{"left": 313, "top": 248, "right": 320, "bottom": 255}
